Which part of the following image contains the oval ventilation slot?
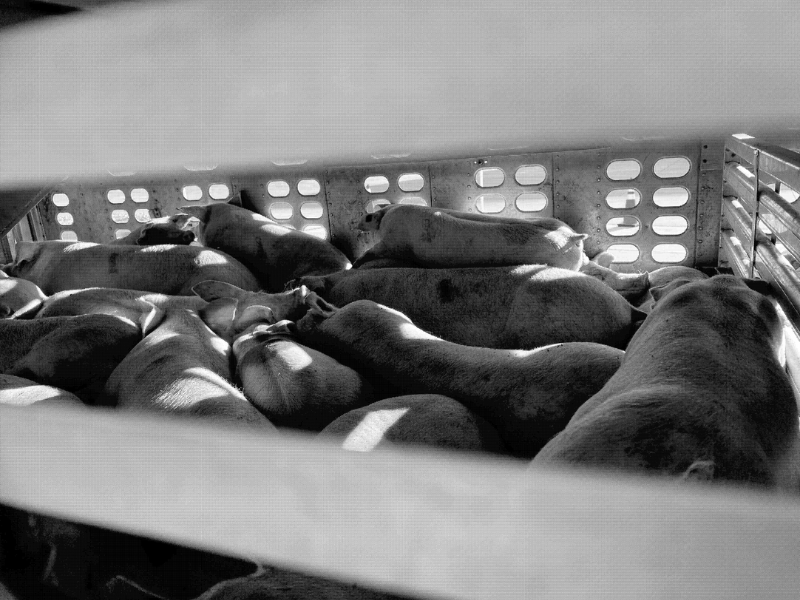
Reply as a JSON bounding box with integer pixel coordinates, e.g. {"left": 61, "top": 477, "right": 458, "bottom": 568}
{"left": 115, "top": 229, "right": 131, "bottom": 239}
{"left": 60, "top": 231, "right": 78, "bottom": 241}
{"left": 300, "top": 202, "right": 324, "bottom": 219}
{"left": 604, "top": 244, "right": 640, "bottom": 263}
{"left": 653, "top": 187, "right": 690, "bottom": 207}
{"left": 364, "top": 176, "right": 390, "bottom": 194}
{"left": 267, "top": 181, "right": 291, "bottom": 198}
{"left": 130, "top": 188, "right": 149, "bottom": 203}
{"left": 654, "top": 157, "right": 691, "bottom": 178}
{"left": 652, "top": 216, "right": 688, "bottom": 236}
{"left": 56, "top": 212, "right": 73, "bottom": 226}
{"left": 182, "top": 186, "right": 203, "bottom": 201}
{"left": 302, "top": 225, "right": 328, "bottom": 239}
{"left": 652, "top": 244, "right": 688, "bottom": 263}
{"left": 606, "top": 160, "right": 641, "bottom": 181}
{"left": 297, "top": 179, "right": 321, "bottom": 196}
{"left": 606, "top": 216, "right": 640, "bottom": 237}
{"left": 475, "top": 168, "right": 505, "bottom": 188}
{"left": 107, "top": 189, "right": 126, "bottom": 204}
{"left": 398, "top": 173, "right": 424, "bottom": 192}
{"left": 475, "top": 194, "right": 506, "bottom": 213}
{"left": 515, "top": 192, "right": 547, "bottom": 212}
{"left": 605, "top": 189, "right": 641, "bottom": 209}
{"left": 515, "top": 165, "right": 547, "bottom": 186}
{"left": 111, "top": 210, "right": 130, "bottom": 224}
{"left": 209, "top": 184, "right": 230, "bottom": 200}
{"left": 398, "top": 197, "right": 428, "bottom": 206}
{"left": 269, "top": 202, "right": 293, "bottom": 220}
{"left": 134, "top": 209, "right": 151, "bottom": 223}
{"left": 52, "top": 193, "right": 69, "bottom": 207}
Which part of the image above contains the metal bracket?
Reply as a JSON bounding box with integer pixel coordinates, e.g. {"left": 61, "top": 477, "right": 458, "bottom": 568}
{"left": 748, "top": 149, "right": 761, "bottom": 278}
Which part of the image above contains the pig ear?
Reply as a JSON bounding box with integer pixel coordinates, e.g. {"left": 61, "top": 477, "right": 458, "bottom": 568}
{"left": 139, "top": 303, "right": 166, "bottom": 337}
{"left": 682, "top": 460, "right": 715, "bottom": 482}
{"left": 192, "top": 280, "right": 247, "bottom": 301}
{"left": 135, "top": 223, "right": 155, "bottom": 244}
{"left": 741, "top": 277, "right": 773, "bottom": 296}
{"left": 650, "top": 278, "right": 692, "bottom": 302}
{"left": 170, "top": 213, "right": 196, "bottom": 229}
{"left": 292, "top": 285, "right": 310, "bottom": 301}
{"left": 306, "top": 292, "right": 337, "bottom": 315}
{"left": 12, "top": 241, "right": 38, "bottom": 264}
{"left": 178, "top": 205, "right": 209, "bottom": 222}
{"left": 8, "top": 298, "right": 44, "bottom": 319}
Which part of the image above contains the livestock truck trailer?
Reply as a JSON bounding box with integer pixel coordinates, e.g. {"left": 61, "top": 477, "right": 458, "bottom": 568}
{"left": 2, "top": 1, "right": 800, "bottom": 598}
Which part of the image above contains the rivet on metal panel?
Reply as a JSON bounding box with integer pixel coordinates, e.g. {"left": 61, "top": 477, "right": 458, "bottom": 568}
{"left": 556, "top": 167, "right": 560, "bottom": 172}
{"left": 556, "top": 180, "right": 559, "bottom": 184}
{"left": 597, "top": 191, "right": 601, "bottom": 195}
{"left": 596, "top": 204, "right": 601, "bottom": 208}
{"left": 596, "top": 178, "right": 601, "bottom": 182}
{"left": 596, "top": 228, "right": 601, "bottom": 232}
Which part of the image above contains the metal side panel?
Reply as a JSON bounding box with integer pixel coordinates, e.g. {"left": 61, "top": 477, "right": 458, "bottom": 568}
{"left": 695, "top": 140, "right": 725, "bottom": 267}
{"left": 325, "top": 163, "right": 434, "bottom": 262}
{"left": 554, "top": 143, "right": 701, "bottom": 272}
{"left": 428, "top": 154, "right": 555, "bottom": 218}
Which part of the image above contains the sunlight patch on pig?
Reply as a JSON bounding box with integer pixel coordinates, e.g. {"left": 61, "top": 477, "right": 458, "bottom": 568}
{"left": 279, "top": 343, "right": 314, "bottom": 370}
{"left": 342, "top": 407, "right": 410, "bottom": 451}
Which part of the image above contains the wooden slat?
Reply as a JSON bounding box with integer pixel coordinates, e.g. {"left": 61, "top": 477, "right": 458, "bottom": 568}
{"left": 3, "top": 404, "right": 800, "bottom": 600}
{"left": 2, "top": 0, "right": 800, "bottom": 190}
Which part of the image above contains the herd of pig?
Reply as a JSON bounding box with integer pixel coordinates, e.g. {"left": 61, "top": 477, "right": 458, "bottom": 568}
{"left": 1, "top": 199, "right": 798, "bottom": 599}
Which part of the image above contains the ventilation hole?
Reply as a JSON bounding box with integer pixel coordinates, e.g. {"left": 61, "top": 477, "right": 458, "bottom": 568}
{"left": 606, "top": 160, "right": 641, "bottom": 181}
{"left": 115, "top": 229, "right": 131, "bottom": 239}
{"left": 475, "top": 168, "right": 505, "bottom": 188}
{"left": 300, "top": 201, "right": 324, "bottom": 219}
{"left": 606, "top": 216, "right": 641, "bottom": 237}
{"left": 182, "top": 186, "right": 203, "bottom": 201}
{"left": 652, "top": 216, "right": 689, "bottom": 236}
{"left": 365, "top": 199, "right": 391, "bottom": 214}
{"left": 302, "top": 225, "right": 328, "bottom": 240}
{"left": 654, "top": 157, "right": 691, "bottom": 178}
{"left": 605, "top": 189, "right": 641, "bottom": 209}
{"left": 398, "top": 197, "right": 428, "bottom": 206}
{"left": 56, "top": 212, "right": 73, "bottom": 226}
{"left": 398, "top": 173, "right": 424, "bottom": 192}
{"left": 209, "top": 184, "right": 230, "bottom": 200}
{"left": 130, "top": 188, "right": 149, "bottom": 203}
{"left": 106, "top": 168, "right": 136, "bottom": 177}
{"left": 134, "top": 209, "right": 151, "bottom": 223}
{"left": 184, "top": 163, "right": 217, "bottom": 172}
{"left": 516, "top": 192, "right": 547, "bottom": 212}
{"left": 779, "top": 185, "right": 799, "bottom": 203}
{"left": 515, "top": 165, "right": 547, "bottom": 185}
{"left": 475, "top": 194, "right": 506, "bottom": 213}
{"left": 364, "top": 176, "right": 390, "bottom": 194}
{"left": 604, "top": 244, "right": 640, "bottom": 263}
{"left": 111, "top": 210, "right": 130, "bottom": 224}
{"left": 107, "top": 189, "right": 126, "bottom": 204}
{"left": 269, "top": 202, "right": 293, "bottom": 220}
{"left": 652, "top": 243, "right": 688, "bottom": 263}
{"left": 267, "top": 181, "right": 291, "bottom": 198}
{"left": 297, "top": 179, "right": 321, "bottom": 196}
{"left": 52, "top": 193, "right": 69, "bottom": 207}
{"left": 60, "top": 231, "right": 78, "bottom": 241}
{"left": 653, "top": 187, "right": 690, "bottom": 207}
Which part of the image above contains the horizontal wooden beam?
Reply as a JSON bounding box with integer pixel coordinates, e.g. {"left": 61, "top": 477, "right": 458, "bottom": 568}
{"left": 2, "top": 0, "right": 800, "bottom": 190}
{"left": 3, "top": 404, "right": 800, "bottom": 599}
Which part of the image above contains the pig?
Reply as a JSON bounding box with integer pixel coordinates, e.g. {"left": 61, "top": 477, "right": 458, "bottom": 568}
{"left": 532, "top": 276, "right": 800, "bottom": 490}
{"left": 191, "top": 280, "right": 313, "bottom": 343}
{"left": 319, "top": 394, "right": 507, "bottom": 454}
{"left": 0, "top": 276, "right": 47, "bottom": 318}
{"left": 353, "top": 204, "right": 589, "bottom": 270}
{"left": 0, "top": 314, "right": 142, "bottom": 401}
{"left": 0, "top": 374, "right": 84, "bottom": 407}
{"left": 578, "top": 251, "right": 650, "bottom": 301}
{"left": 5, "top": 240, "right": 260, "bottom": 296}
{"left": 292, "top": 265, "right": 645, "bottom": 350}
{"left": 104, "top": 307, "right": 278, "bottom": 431}
{"left": 180, "top": 200, "right": 351, "bottom": 292}
{"left": 292, "top": 297, "right": 624, "bottom": 457}
{"left": 230, "top": 319, "right": 382, "bottom": 431}
{"left": 633, "top": 265, "right": 709, "bottom": 313}
{"left": 109, "top": 213, "right": 197, "bottom": 246}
